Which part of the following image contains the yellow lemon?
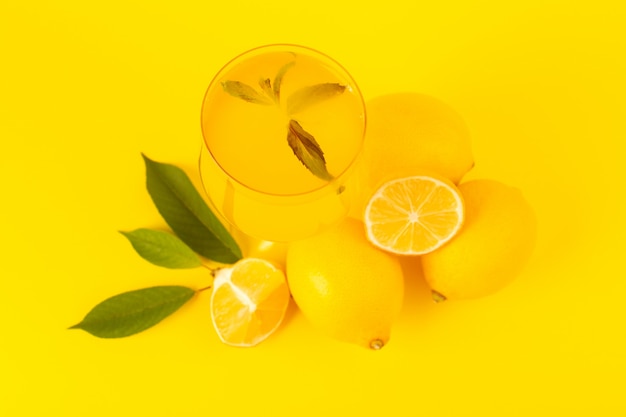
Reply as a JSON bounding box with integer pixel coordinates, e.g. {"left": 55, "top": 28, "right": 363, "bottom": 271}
{"left": 226, "top": 227, "right": 289, "bottom": 269}
{"left": 349, "top": 92, "right": 474, "bottom": 219}
{"left": 242, "top": 237, "right": 288, "bottom": 270}
{"left": 286, "top": 218, "right": 404, "bottom": 350}
{"left": 421, "top": 179, "right": 537, "bottom": 301}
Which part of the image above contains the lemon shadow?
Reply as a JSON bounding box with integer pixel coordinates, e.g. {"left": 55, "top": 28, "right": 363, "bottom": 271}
{"left": 398, "top": 255, "right": 439, "bottom": 318}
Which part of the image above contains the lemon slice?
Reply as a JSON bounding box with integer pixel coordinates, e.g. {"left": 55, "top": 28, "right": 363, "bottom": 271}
{"left": 364, "top": 175, "right": 465, "bottom": 255}
{"left": 210, "top": 258, "right": 290, "bottom": 347}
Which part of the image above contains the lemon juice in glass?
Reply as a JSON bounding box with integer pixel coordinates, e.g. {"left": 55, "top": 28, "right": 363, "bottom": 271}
{"left": 200, "top": 44, "right": 366, "bottom": 242}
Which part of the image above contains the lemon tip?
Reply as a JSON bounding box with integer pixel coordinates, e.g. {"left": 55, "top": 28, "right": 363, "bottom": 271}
{"left": 431, "top": 290, "right": 447, "bottom": 303}
{"left": 369, "top": 338, "right": 385, "bottom": 350}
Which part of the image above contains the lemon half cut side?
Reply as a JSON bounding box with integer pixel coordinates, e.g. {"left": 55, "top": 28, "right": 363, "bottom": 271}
{"left": 364, "top": 175, "right": 465, "bottom": 256}
{"left": 210, "top": 258, "right": 290, "bottom": 347}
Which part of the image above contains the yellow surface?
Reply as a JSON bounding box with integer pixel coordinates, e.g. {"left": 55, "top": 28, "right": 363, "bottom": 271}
{"left": 1, "top": 0, "right": 625, "bottom": 415}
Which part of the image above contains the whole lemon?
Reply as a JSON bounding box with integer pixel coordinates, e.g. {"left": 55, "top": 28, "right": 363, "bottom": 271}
{"left": 349, "top": 92, "right": 474, "bottom": 219}
{"left": 286, "top": 218, "right": 404, "bottom": 350}
{"left": 421, "top": 179, "right": 537, "bottom": 301}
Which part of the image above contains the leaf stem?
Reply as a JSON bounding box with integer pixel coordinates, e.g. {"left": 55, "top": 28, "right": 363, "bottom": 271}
{"left": 198, "top": 263, "right": 221, "bottom": 293}
{"left": 200, "top": 263, "right": 221, "bottom": 276}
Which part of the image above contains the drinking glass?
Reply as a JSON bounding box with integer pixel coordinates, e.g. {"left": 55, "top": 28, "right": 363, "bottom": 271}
{"left": 199, "top": 44, "right": 366, "bottom": 242}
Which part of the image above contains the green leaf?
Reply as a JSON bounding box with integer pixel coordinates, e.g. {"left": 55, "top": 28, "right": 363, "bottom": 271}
{"left": 120, "top": 228, "right": 203, "bottom": 269}
{"left": 286, "top": 82, "right": 346, "bottom": 115}
{"left": 221, "top": 80, "right": 272, "bottom": 105}
{"left": 142, "top": 154, "right": 242, "bottom": 264}
{"left": 272, "top": 61, "right": 295, "bottom": 102}
{"left": 69, "top": 286, "right": 196, "bottom": 338}
{"left": 287, "top": 119, "right": 334, "bottom": 181}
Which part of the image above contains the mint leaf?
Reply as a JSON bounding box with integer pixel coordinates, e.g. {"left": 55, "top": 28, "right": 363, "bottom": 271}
{"left": 287, "top": 120, "right": 334, "bottom": 181}
{"left": 120, "top": 229, "right": 203, "bottom": 269}
{"left": 273, "top": 61, "right": 295, "bottom": 102}
{"left": 221, "top": 80, "right": 272, "bottom": 105}
{"left": 69, "top": 286, "right": 195, "bottom": 338}
{"left": 258, "top": 78, "right": 274, "bottom": 102}
{"left": 142, "top": 154, "right": 242, "bottom": 264}
{"left": 286, "top": 83, "right": 346, "bottom": 115}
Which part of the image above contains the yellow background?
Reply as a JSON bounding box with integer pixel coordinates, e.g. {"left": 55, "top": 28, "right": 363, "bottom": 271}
{"left": 2, "top": 1, "right": 625, "bottom": 415}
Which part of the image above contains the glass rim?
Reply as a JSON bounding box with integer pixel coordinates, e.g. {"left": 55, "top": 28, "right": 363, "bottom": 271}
{"left": 199, "top": 43, "right": 367, "bottom": 198}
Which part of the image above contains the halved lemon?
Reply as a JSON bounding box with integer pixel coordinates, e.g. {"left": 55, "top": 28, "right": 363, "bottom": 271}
{"left": 364, "top": 175, "right": 465, "bottom": 255}
{"left": 210, "top": 258, "right": 290, "bottom": 347}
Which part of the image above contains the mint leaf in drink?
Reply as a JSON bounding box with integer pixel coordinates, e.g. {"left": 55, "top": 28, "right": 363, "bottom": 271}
{"left": 120, "top": 229, "right": 203, "bottom": 269}
{"left": 286, "top": 119, "right": 334, "bottom": 181}
{"left": 69, "top": 286, "right": 196, "bottom": 338}
{"left": 273, "top": 61, "right": 295, "bottom": 102}
{"left": 286, "top": 83, "right": 346, "bottom": 115}
{"left": 221, "top": 80, "right": 272, "bottom": 105}
{"left": 258, "top": 78, "right": 274, "bottom": 102}
{"left": 142, "top": 154, "right": 242, "bottom": 264}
